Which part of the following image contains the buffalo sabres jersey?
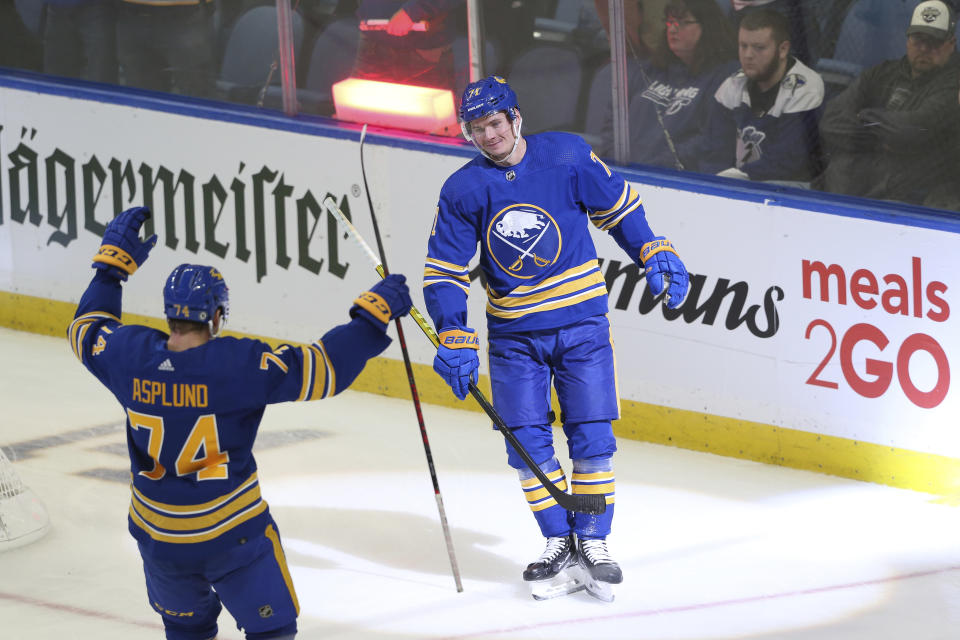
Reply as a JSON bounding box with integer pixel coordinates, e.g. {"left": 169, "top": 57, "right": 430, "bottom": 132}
{"left": 424, "top": 132, "right": 657, "bottom": 335}
{"left": 68, "top": 271, "right": 391, "bottom": 560}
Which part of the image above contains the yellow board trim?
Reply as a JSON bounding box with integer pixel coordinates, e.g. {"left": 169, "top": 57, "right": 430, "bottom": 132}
{"left": 7, "top": 289, "right": 960, "bottom": 496}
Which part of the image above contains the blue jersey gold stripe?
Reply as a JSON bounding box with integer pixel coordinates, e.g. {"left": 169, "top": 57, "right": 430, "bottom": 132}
{"left": 68, "top": 311, "right": 119, "bottom": 361}
{"left": 265, "top": 523, "right": 300, "bottom": 615}
{"left": 423, "top": 258, "right": 471, "bottom": 294}
{"left": 487, "top": 286, "right": 607, "bottom": 319}
{"left": 312, "top": 340, "right": 334, "bottom": 398}
{"left": 129, "top": 500, "right": 268, "bottom": 544}
{"left": 129, "top": 472, "right": 268, "bottom": 543}
{"left": 132, "top": 472, "right": 259, "bottom": 513}
{"left": 590, "top": 185, "right": 642, "bottom": 231}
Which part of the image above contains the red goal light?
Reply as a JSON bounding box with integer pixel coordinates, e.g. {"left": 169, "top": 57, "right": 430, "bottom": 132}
{"left": 332, "top": 77, "right": 458, "bottom": 135}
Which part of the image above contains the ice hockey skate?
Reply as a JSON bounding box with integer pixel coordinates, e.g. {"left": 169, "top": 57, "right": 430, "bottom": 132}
{"left": 523, "top": 534, "right": 585, "bottom": 600}
{"left": 577, "top": 537, "right": 622, "bottom": 602}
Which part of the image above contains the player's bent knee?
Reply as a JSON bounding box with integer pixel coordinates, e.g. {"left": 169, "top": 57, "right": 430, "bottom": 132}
{"left": 504, "top": 424, "right": 556, "bottom": 469}
{"left": 563, "top": 421, "right": 616, "bottom": 461}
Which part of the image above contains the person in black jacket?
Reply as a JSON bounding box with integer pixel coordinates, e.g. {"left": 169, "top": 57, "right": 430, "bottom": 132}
{"left": 818, "top": 0, "right": 960, "bottom": 207}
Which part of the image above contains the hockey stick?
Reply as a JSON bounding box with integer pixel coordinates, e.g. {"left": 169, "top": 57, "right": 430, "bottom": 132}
{"left": 322, "top": 195, "right": 607, "bottom": 516}
{"left": 356, "top": 126, "right": 463, "bottom": 593}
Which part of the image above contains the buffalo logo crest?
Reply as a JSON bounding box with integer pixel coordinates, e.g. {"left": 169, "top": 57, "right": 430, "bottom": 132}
{"left": 486, "top": 204, "right": 561, "bottom": 278}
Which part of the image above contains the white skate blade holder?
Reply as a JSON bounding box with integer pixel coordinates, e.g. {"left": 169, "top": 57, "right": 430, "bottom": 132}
{"left": 581, "top": 567, "right": 615, "bottom": 602}
{"left": 528, "top": 566, "right": 585, "bottom": 601}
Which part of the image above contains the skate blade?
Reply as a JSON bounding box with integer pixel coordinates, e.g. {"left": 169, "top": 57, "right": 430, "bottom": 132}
{"left": 583, "top": 573, "right": 615, "bottom": 603}
{"left": 528, "top": 567, "right": 586, "bottom": 601}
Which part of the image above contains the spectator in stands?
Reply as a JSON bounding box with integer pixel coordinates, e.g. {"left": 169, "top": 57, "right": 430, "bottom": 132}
{"left": 818, "top": 0, "right": 960, "bottom": 207}
{"left": 593, "top": 0, "right": 651, "bottom": 60}
{"left": 353, "top": 1, "right": 462, "bottom": 91}
{"left": 116, "top": 0, "right": 217, "bottom": 98}
{"left": 728, "top": 0, "right": 820, "bottom": 64}
{"left": 43, "top": 0, "right": 118, "bottom": 84}
{"left": 711, "top": 7, "right": 824, "bottom": 186}
{"left": 602, "top": 0, "right": 737, "bottom": 171}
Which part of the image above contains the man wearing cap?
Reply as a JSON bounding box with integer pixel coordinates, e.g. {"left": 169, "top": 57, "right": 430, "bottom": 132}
{"left": 817, "top": 0, "right": 960, "bottom": 206}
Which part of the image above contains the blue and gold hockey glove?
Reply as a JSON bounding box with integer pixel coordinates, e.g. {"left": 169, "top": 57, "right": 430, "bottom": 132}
{"left": 433, "top": 327, "right": 480, "bottom": 400}
{"left": 640, "top": 237, "right": 689, "bottom": 309}
{"left": 91, "top": 206, "right": 158, "bottom": 281}
{"left": 350, "top": 274, "right": 413, "bottom": 332}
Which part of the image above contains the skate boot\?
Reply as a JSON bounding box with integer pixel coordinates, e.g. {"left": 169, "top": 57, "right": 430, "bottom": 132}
{"left": 577, "top": 537, "right": 622, "bottom": 602}
{"left": 523, "top": 534, "right": 585, "bottom": 600}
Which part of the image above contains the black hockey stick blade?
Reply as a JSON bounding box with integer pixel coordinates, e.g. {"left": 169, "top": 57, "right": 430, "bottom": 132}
{"left": 467, "top": 382, "right": 607, "bottom": 516}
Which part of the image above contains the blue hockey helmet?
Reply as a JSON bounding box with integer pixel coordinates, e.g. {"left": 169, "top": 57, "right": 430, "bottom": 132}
{"left": 458, "top": 75, "right": 519, "bottom": 125}
{"left": 163, "top": 264, "right": 229, "bottom": 324}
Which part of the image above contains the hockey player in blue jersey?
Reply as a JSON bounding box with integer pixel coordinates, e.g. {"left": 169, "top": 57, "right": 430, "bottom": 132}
{"left": 423, "top": 76, "right": 690, "bottom": 601}
{"left": 68, "top": 206, "right": 412, "bottom": 640}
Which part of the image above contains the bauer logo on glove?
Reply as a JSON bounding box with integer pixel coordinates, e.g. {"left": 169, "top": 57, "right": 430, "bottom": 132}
{"left": 640, "top": 236, "right": 689, "bottom": 310}
{"left": 433, "top": 327, "right": 480, "bottom": 400}
{"left": 439, "top": 328, "right": 480, "bottom": 349}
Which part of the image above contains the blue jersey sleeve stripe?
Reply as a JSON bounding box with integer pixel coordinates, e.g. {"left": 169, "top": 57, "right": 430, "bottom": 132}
{"left": 297, "top": 345, "right": 315, "bottom": 402}
{"left": 423, "top": 265, "right": 470, "bottom": 284}
{"left": 71, "top": 322, "right": 91, "bottom": 362}
{"left": 424, "top": 257, "right": 469, "bottom": 274}
{"left": 311, "top": 340, "right": 333, "bottom": 398}
{"left": 424, "top": 276, "right": 471, "bottom": 294}
{"left": 590, "top": 187, "right": 641, "bottom": 230}
{"left": 308, "top": 342, "right": 331, "bottom": 399}
{"left": 68, "top": 312, "right": 120, "bottom": 361}
{"left": 591, "top": 183, "right": 629, "bottom": 216}
{"left": 597, "top": 198, "right": 642, "bottom": 231}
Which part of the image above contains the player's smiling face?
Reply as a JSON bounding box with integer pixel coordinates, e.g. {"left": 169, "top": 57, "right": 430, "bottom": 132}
{"left": 469, "top": 112, "right": 516, "bottom": 161}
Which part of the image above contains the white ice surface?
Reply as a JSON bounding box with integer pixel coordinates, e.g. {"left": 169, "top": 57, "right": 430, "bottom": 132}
{"left": 2, "top": 327, "right": 960, "bottom": 639}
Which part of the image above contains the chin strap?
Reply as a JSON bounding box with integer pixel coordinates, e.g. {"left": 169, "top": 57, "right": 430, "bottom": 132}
{"left": 464, "top": 110, "right": 524, "bottom": 165}
{"left": 494, "top": 114, "right": 524, "bottom": 165}
{"left": 210, "top": 311, "right": 226, "bottom": 338}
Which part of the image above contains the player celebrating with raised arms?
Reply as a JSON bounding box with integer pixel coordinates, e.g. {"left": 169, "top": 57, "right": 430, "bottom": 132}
{"left": 68, "top": 206, "right": 411, "bottom": 640}
{"left": 423, "top": 76, "right": 690, "bottom": 601}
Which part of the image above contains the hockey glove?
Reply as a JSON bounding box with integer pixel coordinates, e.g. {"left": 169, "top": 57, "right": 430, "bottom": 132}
{"left": 640, "top": 237, "right": 689, "bottom": 309}
{"left": 91, "top": 206, "right": 158, "bottom": 281}
{"left": 433, "top": 327, "right": 480, "bottom": 400}
{"left": 349, "top": 274, "right": 413, "bottom": 332}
